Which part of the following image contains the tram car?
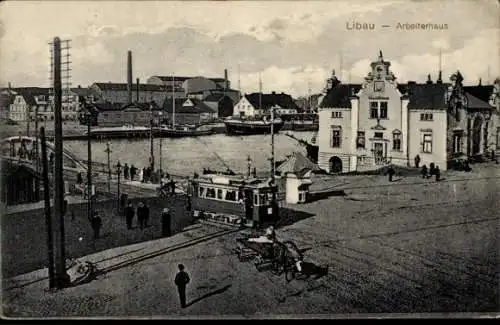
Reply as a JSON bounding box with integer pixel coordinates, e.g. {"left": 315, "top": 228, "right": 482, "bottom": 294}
{"left": 189, "top": 172, "right": 280, "bottom": 227}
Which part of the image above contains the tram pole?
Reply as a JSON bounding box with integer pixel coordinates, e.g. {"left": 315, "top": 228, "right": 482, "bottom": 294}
{"left": 52, "top": 37, "right": 70, "bottom": 288}
{"left": 105, "top": 141, "right": 111, "bottom": 192}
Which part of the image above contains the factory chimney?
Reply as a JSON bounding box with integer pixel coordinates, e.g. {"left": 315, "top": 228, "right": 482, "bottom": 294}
{"left": 127, "top": 51, "right": 133, "bottom": 104}
{"left": 224, "top": 69, "right": 228, "bottom": 89}
{"left": 136, "top": 78, "right": 140, "bottom": 102}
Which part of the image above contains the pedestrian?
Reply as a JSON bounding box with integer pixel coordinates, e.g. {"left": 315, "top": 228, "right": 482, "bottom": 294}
{"left": 137, "top": 202, "right": 145, "bottom": 229}
{"left": 162, "top": 208, "right": 172, "bottom": 237}
{"left": 414, "top": 154, "right": 421, "bottom": 168}
{"left": 387, "top": 166, "right": 395, "bottom": 182}
{"left": 170, "top": 179, "right": 176, "bottom": 195}
{"left": 130, "top": 165, "right": 136, "bottom": 181}
{"left": 174, "top": 264, "right": 190, "bottom": 308}
{"left": 125, "top": 200, "right": 135, "bottom": 229}
{"left": 124, "top": 163, "right": 129, "bottom": 180}
{"left": 435, "top": 165, "right": 441, "bottom": 182}
{"left": 421, "top": 165, "right": 428, "bottom": 179}
{"left": 429, "top": 162, "right": 435, "bottom": 179}
{"left": 143, "top": 202, "right": 150, "bottom": 227}
{"left": 90, "top": 211, "right": 102, "bottom": 239}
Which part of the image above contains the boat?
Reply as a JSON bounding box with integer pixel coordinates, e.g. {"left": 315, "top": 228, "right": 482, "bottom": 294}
{"left": 224, "top": 116, "right": 284, "bottom": 135}
{"left": 88, "top": 125, "right": 152, "bottom": 139}
{"left": 155, "top": 124, "right": 214, "bottom": 138}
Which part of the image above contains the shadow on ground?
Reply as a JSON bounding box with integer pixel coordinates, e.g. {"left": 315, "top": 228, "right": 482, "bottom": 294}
{"left": 307, "top": 189, "right": 346, "bottom": 202}
{"left": 274, "top": 207, "right": 315, "bottom": 229}
{"left": 1, "top": 195, "right": 194, "bottom": 278}
{"left": 186, "top": 284, "right": 232, "bottom": 307}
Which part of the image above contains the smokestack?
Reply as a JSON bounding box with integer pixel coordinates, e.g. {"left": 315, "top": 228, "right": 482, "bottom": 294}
{"left": 224, "top": 69, "right": 228, "bottom": 89}
{"left": 136, "top": 78, "right": 140, "bottom": 102}
{"left": 127, "top": 51, "right": 132, "bottom": 104}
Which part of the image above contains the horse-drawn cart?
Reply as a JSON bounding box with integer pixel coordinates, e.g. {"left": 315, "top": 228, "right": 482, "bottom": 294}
{"left": 235, "top": 235, "right": 305, "bottom": 282}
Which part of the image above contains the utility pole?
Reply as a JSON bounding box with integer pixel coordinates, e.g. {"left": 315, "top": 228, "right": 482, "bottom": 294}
{"left": 271, "top": 106, "right": 275, "bottom": 183}
{"left": 35, "top": 105, "right": 40, "bottom": 192}
{"left": 159, "top": 136, "right": 163, "bottom": 174}
{"left": 149, "top": 102, "right": 155, "bottom": 171}
{"left": 40, "top": 126, "right": 55, "bottom": 289}
{"left": 87, "top": 111, "right": 92, "bottom": 222}
{"left": 51, "top": 37, "right": 70, "bottom": 288}
{"left": 105, "top": 141, "right": 111, "bottom": 192}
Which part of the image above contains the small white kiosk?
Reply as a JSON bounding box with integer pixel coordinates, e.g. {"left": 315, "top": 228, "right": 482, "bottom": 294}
{"left": 276, "top": 152, "right": 320, "bottom": 204}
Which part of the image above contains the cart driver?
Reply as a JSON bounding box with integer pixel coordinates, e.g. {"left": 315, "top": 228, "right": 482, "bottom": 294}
{"left": 248, "top": 226, "right": 276, "bottom": 244}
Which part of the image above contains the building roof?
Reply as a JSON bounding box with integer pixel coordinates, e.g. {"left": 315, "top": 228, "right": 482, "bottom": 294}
{"left": 465, "top": 93, "right": 492, "bottom": 109}
{"left": 71, "top": 87, "right": 95, "bottom": 97}
{"left": 162, "top": 97, "right": 189, "bottom": 113}
{"left": 93, "top": 83, "right": 166, "bottom": 92}
{"left": 319, "top": 84, "right": 362, "bottom": 108}
{"left": 91, "top": 102, "right": 126, "bottom": 111}
{"left": 151, "top": 76, "right": 226, "bottom": 83}
{"left": 406, "top": 83, "right": 449, "bottom": 109}
{"left": 0, "top": 94, "right": 15, "bottom": 108}
{"left": 244, "top": 92, "right": 299, "bottom": 110}
{"left": 276, "top": 151, "right": 320, "bottom": 175}
{"left": 463, "top": 85, "right": 494, "bottom": 103}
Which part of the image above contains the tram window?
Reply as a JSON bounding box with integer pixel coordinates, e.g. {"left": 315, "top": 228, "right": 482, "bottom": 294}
{"left": 206, "top": 188, "right": 216, "bottom": 198}
{"left": 225, "top": 190, "right": 237, "bottom": 201}
{"left": 217, "top": 189, "right": 223, "bottom": 199}
{"left": 199, "top": 187, "right": 206, "bottom": 197}
{"left": 254, "top": 194, "right": 259, "bottom": 206}
{"left": 259, "top": 193, "right": 267, "bottom": 205}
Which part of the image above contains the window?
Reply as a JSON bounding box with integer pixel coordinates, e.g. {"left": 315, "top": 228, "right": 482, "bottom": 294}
{"left": 422, "top": 133, "right": 432, "bottom": 153}
{"left": 199, "top": 187, "right": 206, "bottom": 197}
{"left": 370, "top": 101, "right": 378, "bottom": 119}
{"left": 374, "top": 132, "right": 383, "bottom": 139}
{"left": 356, "top": 131, "right": 365, "bottom": 149}
{"left": 497, "top": 127, "right": 500, "bottom": 150}
{"left": 393, "top": 131, "right": 401, "bottom": 151}
{"left": 217, "top": 189, "right": 223, "bottom": 199}
{"left": 420, "top": 113, "right": 433, "bottom": 121}
{"left": 453, "top": 132, "right": 463, "bottom": 153}
{"left": 331, "top": 127, "right": 341, "bottom": 148}
{"left": 370, "top": 101, "right": 388, "bottom": 119}
{"left": 206, "top": 188, "right": 216, "bottom": 198}
{"left": 379, "top": 102, "right": 388, "bottom": 119}
{"left": 331, "top": 111, "right": 342, "bottom": 118}
{"left": 225, "top": 190, "right": 237, "bottom": 201}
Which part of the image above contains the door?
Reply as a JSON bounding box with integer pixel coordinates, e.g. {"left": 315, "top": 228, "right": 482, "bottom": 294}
{"left": 244, "top": 189, "right": 253, "bottom": 221}
{"left": 374, "top": 142, "right": 384, "bottom": 164}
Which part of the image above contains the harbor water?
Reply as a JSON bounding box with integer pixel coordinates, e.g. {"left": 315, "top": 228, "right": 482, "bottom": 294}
{"left": 63, "top": 131, "right": 316, "bottom": 177}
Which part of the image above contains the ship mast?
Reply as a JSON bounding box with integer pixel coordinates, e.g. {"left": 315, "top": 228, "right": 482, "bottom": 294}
{"left": 172, "top": 73, "right": 175, "bottom": 128}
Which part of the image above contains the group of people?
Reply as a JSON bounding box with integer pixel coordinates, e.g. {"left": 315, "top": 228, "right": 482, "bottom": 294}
{"left": 420, "top": 163, "right": 442, "bottom": 181}
{"left": 122, "top": 163, "right": 171, "bottom": 184}
{"left": 124, "top": 200, "right": 151, "bottom": 229}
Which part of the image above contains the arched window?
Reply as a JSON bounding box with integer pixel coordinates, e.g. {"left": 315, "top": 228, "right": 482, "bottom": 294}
{"left": 392, "top": 130, "right": 402, "bottom": 151}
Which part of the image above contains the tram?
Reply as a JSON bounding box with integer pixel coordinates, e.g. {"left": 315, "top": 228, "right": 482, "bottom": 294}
{"left": 190, "top": 172, "right": 280, "bottom": 227}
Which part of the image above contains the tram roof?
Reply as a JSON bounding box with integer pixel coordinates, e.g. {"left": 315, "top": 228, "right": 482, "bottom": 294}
{"left": 195, "top": 174, "right": 275, "bottom": 189}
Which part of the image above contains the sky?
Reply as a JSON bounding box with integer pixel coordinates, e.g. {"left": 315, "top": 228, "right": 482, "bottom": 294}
{"left": 0, "top": 0, "right": 499, "bottom": 98}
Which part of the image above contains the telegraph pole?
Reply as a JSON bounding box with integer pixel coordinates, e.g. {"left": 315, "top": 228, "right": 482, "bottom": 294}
{"left": 271, "top": 106, "right": 275, "bottom": 183}
{"left": 51, "top": 37, "right": 70, "bottom": 288}
{"left": 105, "top": 141, "right": 111, "bottom": 192}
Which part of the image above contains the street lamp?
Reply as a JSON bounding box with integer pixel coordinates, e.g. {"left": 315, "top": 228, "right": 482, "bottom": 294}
{"left": 84, "top": 109, "right": 92, "bottom": 222}
{"left": 115, "top": 161, "right": 122, "bottom": 212}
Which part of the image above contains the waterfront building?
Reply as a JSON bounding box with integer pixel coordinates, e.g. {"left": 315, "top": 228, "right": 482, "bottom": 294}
{"left": 147, "top": 72, "right": 229, "bottom": 96}
{"left": 89, "top": 82, "right": 168, "bottom": 108}
{"left": 81, "top": 101, "right": 162, "bottom": 127}
{"left": 317, "top": 51, "right": 498, "bottom": 173}
{"left": 162, "top": 97, "right": 218, "bottom": 125}
{"left": 233, "top": 92, "right": 299, "bottom": 118}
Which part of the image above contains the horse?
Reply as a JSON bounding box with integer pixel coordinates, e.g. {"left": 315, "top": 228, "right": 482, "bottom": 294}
{"left": 271, "top": 240, "right": 304, "bottom": 281}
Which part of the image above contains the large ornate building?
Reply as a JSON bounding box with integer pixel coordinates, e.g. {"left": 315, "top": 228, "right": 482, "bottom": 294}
{"left": 317, "top": 51, "right": 499, "bottom": 173}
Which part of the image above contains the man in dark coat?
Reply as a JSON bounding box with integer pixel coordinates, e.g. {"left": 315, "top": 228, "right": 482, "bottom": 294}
{"left": 124, "top": 201, "right": 135, "bottom": 229}
{"left": 414, "top": 154, "right": 421, "bottom": 168}
{"left": 435, "top": 165, "right": 441, "bottom": 182}
{"left": 174, "top": 264, "right": 190, "bottom": 308}
{"left": 387, "top": 166, "right": 395, "bottom": 182}
{"left": 123, "top": 163, "right": 129, "bottom": 180}
{"left": 90, "top": 211, "right": 102, "bottom": 239}
{"left": 162, "top": 208, "right": 172, "bottom": 237}
{"left": 137, "top": 202, "right": 145, "bottom": 229}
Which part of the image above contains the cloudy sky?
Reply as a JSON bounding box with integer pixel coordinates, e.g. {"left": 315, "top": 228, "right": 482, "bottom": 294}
{"left": 0, "top": 0, "right": 498, "bottom": 97}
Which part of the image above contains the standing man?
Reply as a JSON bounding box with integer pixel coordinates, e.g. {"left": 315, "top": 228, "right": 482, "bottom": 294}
{"left": 143, "top": 202, "right": 150, "bottom": 228}
{"left": 414, "top": 154, "right": 421, "bottom": 168}
{"left": 174, "top": 264, "right": 190, "bottom": 308}
{"left": 387, "top": 166, "right": 395, "bottom": 182}
{"left": 162, "top": 208, "right": 172, "bottom": 237}
{"left": 435, "top": 165, "right": 441, "bottom": 182}
{"left": 90, "top": 211, "right": 102, "bottom": 239}
{"left": 123, "top": 163, "right": 129, "bottom": 180}
{"left": 137, "top": 202, "right": 145, "bottom": 229}
{"left": 125, "top": 200, "right": 135, "bottom": 230}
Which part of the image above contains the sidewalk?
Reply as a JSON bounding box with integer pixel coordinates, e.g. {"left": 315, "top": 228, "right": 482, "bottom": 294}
{"left": 2, "top": 222, "right": 242, "bottom": 318}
